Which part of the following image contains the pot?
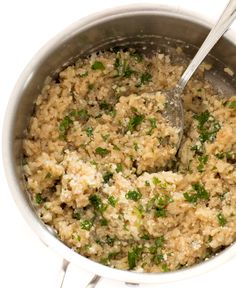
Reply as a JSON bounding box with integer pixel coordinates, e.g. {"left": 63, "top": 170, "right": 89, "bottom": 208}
{"left": 3, "top": 3, "right": 236, "bottom": 286}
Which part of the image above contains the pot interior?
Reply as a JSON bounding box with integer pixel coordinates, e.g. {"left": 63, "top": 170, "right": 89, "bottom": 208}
{"left": 9, "top": 9, "right": 236, "bottom": 280}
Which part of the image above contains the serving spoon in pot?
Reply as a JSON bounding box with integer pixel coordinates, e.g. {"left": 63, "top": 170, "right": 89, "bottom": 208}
{"left": 162, "top": 0, "right": 236, "bottom": 149}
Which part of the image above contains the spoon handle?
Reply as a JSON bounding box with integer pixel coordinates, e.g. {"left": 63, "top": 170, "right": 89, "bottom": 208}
{"left": 177, "top": 0, "right": 236, "bottom": 91}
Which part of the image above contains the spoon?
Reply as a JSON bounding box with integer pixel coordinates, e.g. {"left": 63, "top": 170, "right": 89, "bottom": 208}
{"left": 163, "top": 0, "right": 236, "bottom": 148}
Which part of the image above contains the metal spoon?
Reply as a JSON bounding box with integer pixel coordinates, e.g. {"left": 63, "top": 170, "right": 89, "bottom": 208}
{"left": 164, "top": 0, "right": 236, "bottom": 148}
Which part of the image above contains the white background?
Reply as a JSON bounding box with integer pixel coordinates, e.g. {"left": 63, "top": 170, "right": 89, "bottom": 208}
{"left": 0, "top": 0, "right": 236, "bottom": 287}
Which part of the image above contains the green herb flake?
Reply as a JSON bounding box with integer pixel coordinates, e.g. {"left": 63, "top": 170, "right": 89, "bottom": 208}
{"left": 147, "top": 118, "right": 157, "bottom": 135}
{"left": 161, "top": 263, "right": 170, "bottom": 272}
{"left": 126, "top": 190, "right": 142, "bottom": 201}
{"left": 113, "top": 144, "right": 120, "bottom": 151}
{"left": 35, "top": 193, "right": 44, "bottom": 204}
{"left": 105, "top": 235, "right": 115, "bottom": 246}
{"left": 101, "top": 134, "right": 110, "bottom": 142}
{"left": 155, "top": 235, "right": 165, "bottom": 248}
{"left": 197, "top": 155, "right": 208, "bottom": 172}
{"left": 70, "top": 109, "right": 89, "bottom": 121}
{"left": 72, "top": 210, "right": 81, "bottom": 220}
{"left": 155, "top": 207, "right": 167, "bottom": 218}
{"left": 184, "top": 183, "right": 209, "bottom": 203}
{"left": 145, "top": 180, "right": 150, "bottom": 187}
{"left": 108, "top": 195, "right": 118, "bottom": 207}
{"left": 128, "top": 115, "right": 145, "bottom": 132}
{"left": 141, "top": 234, "right": 150, "bottom": 240}
{"left": 86, "top": 127, "right": 93, "bottom": 137}
{"left": 95, "top": 147, "right": 110, "bottom": 157}
{"left": 153, "top": 254, "right": 164, "bottom": 264}
{"left": 79, "top": 71, "right": 88, "bottom": 77}
{"left": 59, "top": 115, "right": 73, "bottom": 137}
{"left": 128, "top": 247, "right": 142, "bottom": 269}
{"left": 80, "top": 219, "right": 93, "bottom": 231}
{"left": 217, "top": 213, "right": 227, "bottom": 226}
{"left": 215, "top": 151, "right": 234, "bottom": 161}
{"left": 115, "top": 163, "right": 123, "bottom": 173}
{"left": 88, "top": 83, "right": 95, "bottom": 90}
{"left": 76, "top": 235, "right": 81, "bottom": 241}
{"left": 136, "top": 72, "right": 152, "bottom": 87}
{"left": 99, "top": 100, "right": 112, "bottom": 111}
{"left": 100, "top": 218, "right": 108, "bottom": 226}
{"left": 103, "top": 171, "right": 113, "bottom": 183}
{"left": 133, "top": 142, "right": 139, "bottom": 151}
{"left": 193, "top": 110, "right": 221, "bottom": 144}
{"left": 152, "top": 177, "right": 161, "bottom": 185}
{"left": 114, "top": 54, "right": 135, "bottom": 78}
{"left": 45, "top": 172, "right": 52, "bottom": 179}
{"left": 89, "top": 194, "right": 107, "bottom": 212}
{"left": 131, "top": 51, "right": 143, "bottom": 62}
{"left": 223, "top": 101, "right": 236, "bottom": 108}
{"left": 91, "top": 61, "right": 105, "bottom": 70}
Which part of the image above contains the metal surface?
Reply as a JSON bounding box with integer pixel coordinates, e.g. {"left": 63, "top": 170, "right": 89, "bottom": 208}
{"left": 165, "top": 0, "right": 236, "bottom": 149}
{"left": 3, "top": 3, "right": 236, "bottom": 285}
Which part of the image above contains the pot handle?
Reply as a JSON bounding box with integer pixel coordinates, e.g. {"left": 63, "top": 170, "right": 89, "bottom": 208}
{"left": 57, "top": 259, "right": 101, "bottom": 288}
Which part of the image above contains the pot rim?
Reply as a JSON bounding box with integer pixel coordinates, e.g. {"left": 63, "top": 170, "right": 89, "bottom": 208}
{"left": 3, "top": 3, "right": 236, "bottom": 284}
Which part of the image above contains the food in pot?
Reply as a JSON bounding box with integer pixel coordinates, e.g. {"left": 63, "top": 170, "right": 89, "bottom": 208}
{"left": 23, "top": 49, "right": 236, "bottom": 272}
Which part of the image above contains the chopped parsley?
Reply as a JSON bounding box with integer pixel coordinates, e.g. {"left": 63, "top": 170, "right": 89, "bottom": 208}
{"left": 108, "top": 195, "right": 118, "bottom": 207}
{"left": 133, "top": 142, "right": 139, "bottom": 151}
{"left": 100, "top": 218, "right": 108, "bottom": 226}
{"left": 80, "top": 219, "right": 93, "bottom": 231}
{"left": 69, "top": 109, "right": 89, "bottom": 121}
{"left": 141, "top": 234, "right": 150, "bottom": 240}
{"left": 99, "top": 100, "right": 112, "bottom": 111}
{"left": 136, "top": 72, "right": 152, "bottom": 87}
{"left": 89, "top": 194, "right": 107, "bottom": 212}
{"left": 147, "top": 118, "right": 157, "bottom": 135}
{"left": 161, "top": 263, "right": 170, "bottom": 272}
{"left": 193, "top": 110, "right": 221, "bottom": 144}
{"left": 153, "top": 253, "right": 164, "bottom": 264}
{"left": 102, "top": 134, "right": 110, "bottom": 141}
{"left": 115, "top": 163, "right": 123, "bottom": 173}
{"left": 35, "top": 193, "right": 44, "bottom": 204}
{"left": 91, "top": 61, "right": 105, "bottom": 70}
{"left": 113, "top": 144, "right": 120, "bottom": 151}
{"left": 79, "top": 71, "right": 88, "bottom": 77}
{"left": 86, "top": 127, "right": 93, "bottom": 137}
{"left": 126, "top": 190, "right": 142, "bottom": 201}
{"left": 145, "top": 180, "right": 150, "bottom": 186}
{"left": 128, "top": 247, "right": 142, "bottom": 269}
{"left": 153, "top": 195, "right": 173, "bottom": 217}
{"left": 95, "top": 147, "right": 110, "bottom": 156}
{"left": 184, "top": 183, "right": 209, "bottom": 203}
{"left": 45, "top": 172, "right": 52, "bottom": 179}
{"left": 114, "top": 53, "right": 135, "bottom": 77}
{"left": 105, "top": 235, "right": 115, "bottom": 246}
{"left": 128, "top": 114, "right": 145, "bottom": 132}
{"left": 131, "top": 51, "right": 143, "bottom": 62}
{"left": 88, "top": 83, "right": 95, "bottom": 90}
{"left": 223, "top": 100, "right": 236, "bottom": 108}
{"left": 152, "top": 177, "right": 161, "bottom": 185}
{"left": 152, "top": 177, "right": 168, "bottom": 188}
{"left": 197, "top": 155, "right": 208, "bottom": 172}
{"left": 99, "top": 100, "right": 116, "bottom": 116}
{"left": 72, "top": 210, "right": 81, "bottom": 220}
{"left": 215, "top": 151, "right": 235, "bottom": 161}
{"left": 103, "top": 171, "right": 113, "bottom": 183}
{"left": 217, "top": 213, "right": 227, "bottom": 226}
{"left": 59, "top": 115, "right": 73, "bottom": 137}
{"left": 155, "top": 235, "right": 165, "bottom": 248}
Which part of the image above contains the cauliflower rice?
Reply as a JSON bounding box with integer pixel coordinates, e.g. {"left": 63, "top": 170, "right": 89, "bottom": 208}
{"left": 23, "top": 49, "right": 236, "bottom": 272}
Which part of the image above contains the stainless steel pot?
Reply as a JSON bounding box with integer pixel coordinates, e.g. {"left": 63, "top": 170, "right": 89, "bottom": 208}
{"left": 3, "top": 3, "right": 236, "bottom": 286}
